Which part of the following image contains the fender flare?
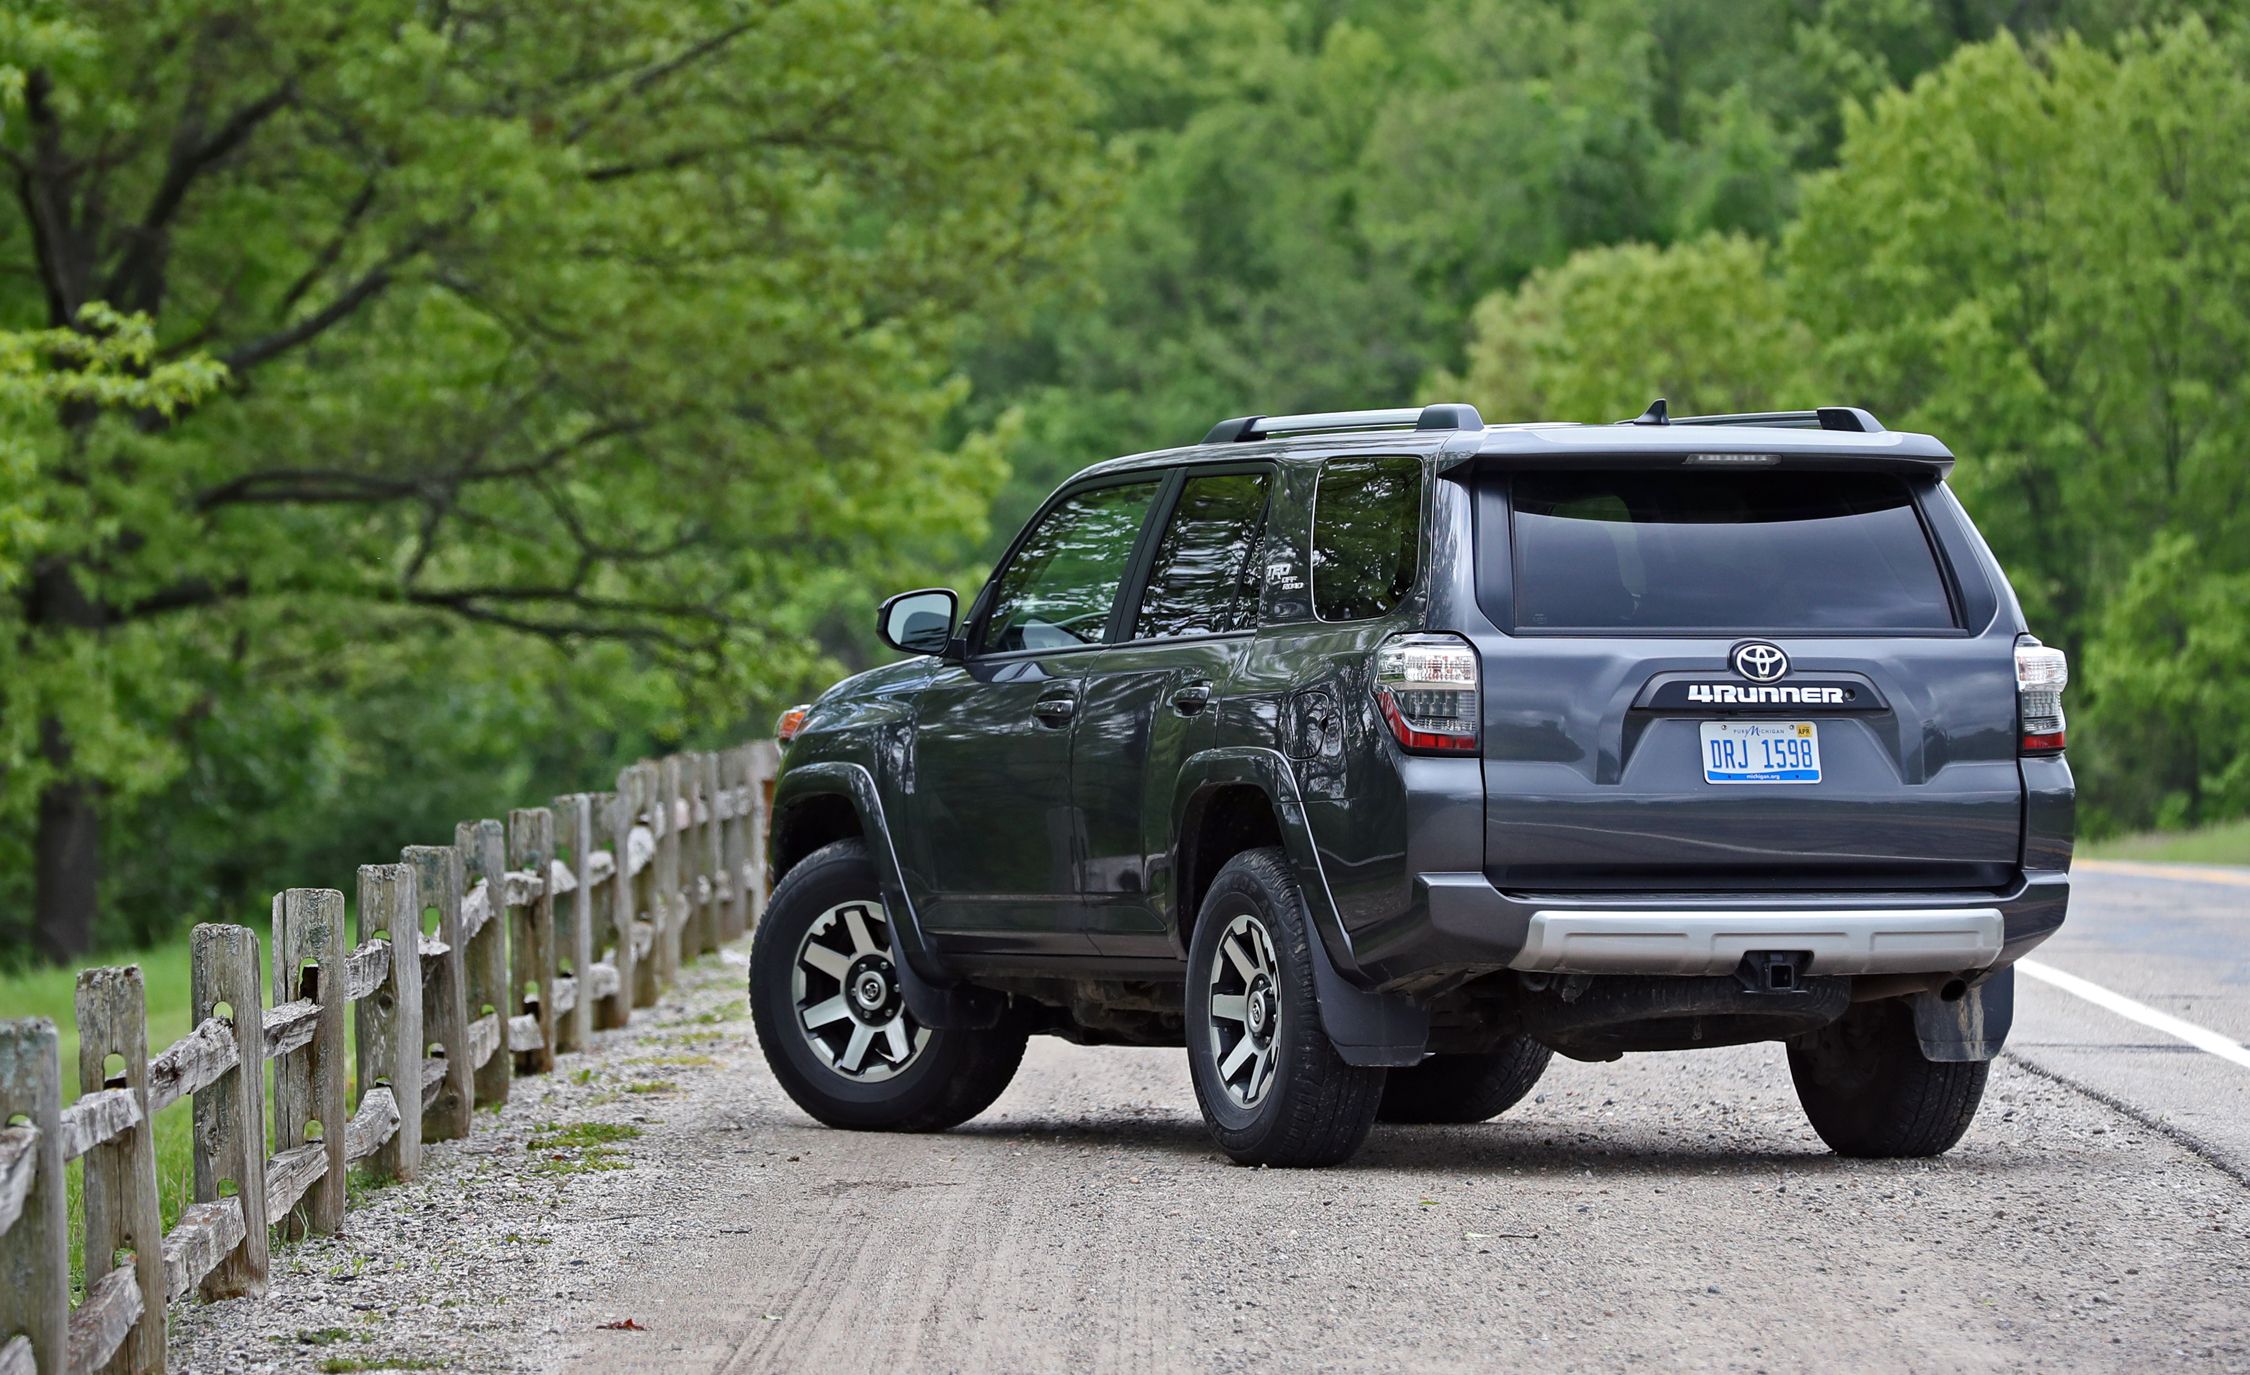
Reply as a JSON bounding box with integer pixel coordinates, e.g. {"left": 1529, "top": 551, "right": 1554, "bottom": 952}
{"left": 770, "top": 761, "right": 1004, "bottom": 1030}
{"left": 1173, "top": 747, "right": 1427, "bottom": 1067}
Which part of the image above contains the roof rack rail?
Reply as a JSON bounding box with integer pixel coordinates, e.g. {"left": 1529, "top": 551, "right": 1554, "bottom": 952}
{"left": 1203, "top": 402, "right": 1484, "bottom": 445}
{"left": 1616, "top": 398, "right": 1886, "bottom": 434}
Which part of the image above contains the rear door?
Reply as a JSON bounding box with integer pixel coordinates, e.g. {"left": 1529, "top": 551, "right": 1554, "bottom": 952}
{"left": 1073, "top": 465, "right": 1273, "bottom": 957}
{"left": 1471, "top": 466, "right": 2022, "bottom": 892}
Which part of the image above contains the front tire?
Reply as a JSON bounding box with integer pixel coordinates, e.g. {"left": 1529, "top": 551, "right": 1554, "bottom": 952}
{"left": 750, "top": 839, "right": 1026, "bottom": 1132}
{"left": 1184, "top": 848, "right": 1386, "bottom": 1166}
{"left": 1787, "top": 997, "right": 1988, "bottom": 1158}
{"left": 1378, "top": 1039, "right": 1552, "bottom": 1124}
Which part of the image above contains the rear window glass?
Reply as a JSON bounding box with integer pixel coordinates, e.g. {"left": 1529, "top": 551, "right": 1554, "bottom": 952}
{"left": 1312, "top": 456, "right": 1422, "bottom": 620}
{"left": 1508, "top": 471, "right": 1956, "bottom": 631}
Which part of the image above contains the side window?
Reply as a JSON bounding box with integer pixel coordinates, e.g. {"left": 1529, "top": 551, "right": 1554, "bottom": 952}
{"left": 980, "top": 481, "right": 1159, "bottom": 653}
{"left": 1135, "top": 471, "right": 1271, "bottom": 640}
{"left": 1311, "top": 456, "right": 1422, "bottom": 620}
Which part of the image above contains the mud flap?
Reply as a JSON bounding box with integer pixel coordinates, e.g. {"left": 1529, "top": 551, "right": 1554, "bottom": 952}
{"left": 1304, "top": 917, "right": 1429, "bottom": 1067}
{"left": 1911, "top": 966, "right": 2014, "bottom": 1062}
{"left": 889, "top": 933, "right": 1008, "bottom": 1030}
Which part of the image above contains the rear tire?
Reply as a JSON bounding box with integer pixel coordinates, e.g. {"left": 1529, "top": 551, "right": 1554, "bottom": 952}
{"left": 1377, "top": 1039, "right": 1552, "bottom": 1124}
{"left": 1787, "top": 997, "right": 1987, "bottom": 1158}
{"left": 1185, "top": 847, "right": 1387, "bottom": 1166}
{"left": 750, "top": 839, "right": 1026, "bottom": 1132}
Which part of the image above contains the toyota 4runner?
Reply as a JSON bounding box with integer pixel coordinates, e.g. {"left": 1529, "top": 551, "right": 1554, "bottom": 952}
{"left": 749, "top": 400, "right": 2073, "bottom": 1167}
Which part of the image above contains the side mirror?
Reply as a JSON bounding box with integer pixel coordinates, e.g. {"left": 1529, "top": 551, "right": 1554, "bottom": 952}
{"left": 878, "top": 587, "right": 959, "bottom": 657}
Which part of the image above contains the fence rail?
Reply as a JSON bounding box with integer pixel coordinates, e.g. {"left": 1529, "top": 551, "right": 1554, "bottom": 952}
{"left": 0, "top": 741, "right": 781, "bottom": 1375}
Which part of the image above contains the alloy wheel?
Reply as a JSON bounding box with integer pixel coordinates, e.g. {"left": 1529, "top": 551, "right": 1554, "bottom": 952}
{"left": 791, "top": 900, "right": 928, "bottom": 1082}
{"left": 1205, "top": 911, "right": 1283, "bottom": 1108}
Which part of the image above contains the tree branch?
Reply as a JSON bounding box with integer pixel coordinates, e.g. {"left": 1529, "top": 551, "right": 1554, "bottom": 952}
{"left": 563, "top": 20, "right": 763, "bottom": 145}
{"left": 101, "top": 78, "right": 298, "bottom": 313}
{"left": 217, "top": 245, "right": 411, "bottom": 376}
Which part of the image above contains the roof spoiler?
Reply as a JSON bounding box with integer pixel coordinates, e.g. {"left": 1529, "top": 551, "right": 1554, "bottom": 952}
{"left": 1203, "top": 402, "right": 1483, "bottom": 445}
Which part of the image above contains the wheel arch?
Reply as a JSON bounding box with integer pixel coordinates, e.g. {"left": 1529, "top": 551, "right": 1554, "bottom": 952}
{"left": 1170, "top": 748, "right": 1430, "bottom": 1068}
{"left": 767, "top": 761, "right": 1005, "bottom": 1027}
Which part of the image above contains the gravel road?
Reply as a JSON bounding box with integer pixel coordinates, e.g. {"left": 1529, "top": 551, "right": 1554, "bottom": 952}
{"left": 171, "top": 868, "right": 2250, "bottom": 1375}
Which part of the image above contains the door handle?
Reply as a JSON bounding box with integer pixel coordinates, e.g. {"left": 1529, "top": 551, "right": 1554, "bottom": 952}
{"left": 1170, "top": 681, "right": 1213, "bottom": 716}
{"left": 1032, "top": 695, "right": 1077, "bottom": 726}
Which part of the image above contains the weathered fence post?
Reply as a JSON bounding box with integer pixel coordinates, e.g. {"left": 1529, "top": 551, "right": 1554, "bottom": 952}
{"left": 654, "top": 756, "right": 684, "bottom": 985}
{"left": 404, "top": 845, "right": 474, "bottom": 1141}
{"left": 75, "top": 967, "right": 165, "bottom": 1374}
{"left": 749, "top": 739, "right": 782, "bottom": 918}
{"left": 456, "top": 820, "right": 510, "bottom": 1110}
{"left": 509, "top": 807, "right": 558, "bottom": 1075}
{"left": 273, "top": 888, "right": 347, "bottom": 1240}
{"left": 624, "top": 764, "right": 662, "bottom": 1008}
{"left": 679, "top": 757, "right": 706, "bottom": 957}
{"left": 717, "top": 748, "right": 748, "bottom": 942}
{"left": 0, "top": 1019, "right": 67, "bottom": 1375}
{"left": 695, "top": 752, "right": 724, "bottom": 948}
{"left": 356, "top": 864, "right": 424, "bottom": 1182}
{"left": 189, "top": 924, "right": 269, "bottom": 1299}
{"left": 556, "top": 794, "right": 596, "bottom": 1054}
{"left": 596, "top": 787, "right": 635, "bottom": 1029}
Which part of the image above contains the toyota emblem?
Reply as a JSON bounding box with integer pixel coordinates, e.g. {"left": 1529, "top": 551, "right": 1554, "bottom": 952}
{"left": 1730, "top": 641, "right": 1789, "bottom": 683}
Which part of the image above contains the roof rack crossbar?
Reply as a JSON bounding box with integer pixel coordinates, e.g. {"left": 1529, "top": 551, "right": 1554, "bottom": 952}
{"left": 1621, "top": 400, "right": 1886, "bottom": 435}
{"left": 1203, "top": 402, "right": 1484, "bottom": 445}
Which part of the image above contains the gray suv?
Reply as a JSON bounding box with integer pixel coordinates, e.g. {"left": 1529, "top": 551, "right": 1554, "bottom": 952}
{"left": 750, "top": 401, "right": 2074, "bottom": 1166}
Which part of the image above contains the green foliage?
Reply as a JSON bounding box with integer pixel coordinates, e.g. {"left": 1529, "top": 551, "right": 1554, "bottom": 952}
{"left": 1446, "top": 15, "right": 2250, "bottom": 833}
{"left": 962, "top": 0, "right": 2210, "bottom": 543}
{"left": 1437, "top": 234, "right": 1825, "bottom": 422}
{"left": 0, "top": 0, "right": 1122, "bottom": 953}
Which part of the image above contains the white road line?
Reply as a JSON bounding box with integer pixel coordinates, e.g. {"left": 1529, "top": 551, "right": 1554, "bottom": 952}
{"left": 2018, "top": 958, "right": 2250, "bottom": 1070}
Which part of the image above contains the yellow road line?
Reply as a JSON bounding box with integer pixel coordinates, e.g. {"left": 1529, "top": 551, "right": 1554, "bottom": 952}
{"left": 2075, "top": 858, "right": 2250, "bottom": 889}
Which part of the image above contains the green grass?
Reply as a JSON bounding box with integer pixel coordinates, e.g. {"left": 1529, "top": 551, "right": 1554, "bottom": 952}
{"left": 526, "top": 1120, "right": 640, "bottom": 1176}
{"left": 2082, "top": 817, "right": 2250, "bottom": 866}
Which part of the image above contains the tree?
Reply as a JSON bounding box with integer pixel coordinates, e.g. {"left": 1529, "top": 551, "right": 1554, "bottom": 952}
{"left": 0, "top": 0, "right": 1116, "bottom": 959}
{"left": 1437, "top": 233, "right": 1826, "bottom": 422}
{"left": 1437, "top": 16, "right": 2250, "bottom": 834}
{"left": 1786, "top": 20, "right": 2250, "bottom": 827}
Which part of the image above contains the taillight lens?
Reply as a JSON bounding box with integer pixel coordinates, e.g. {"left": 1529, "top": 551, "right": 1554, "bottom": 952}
{"left": 1374, "top": 633, "right": 1479, "bottom": 753}
{"left": 2015, "top": 638, "right": 2068, "bottom": 754}
{"left": 775, "top": 703, "right": 812, "bottom": 744}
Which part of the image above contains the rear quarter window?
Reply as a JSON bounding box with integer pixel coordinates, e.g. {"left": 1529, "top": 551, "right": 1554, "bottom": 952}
{"left": 1507, "top": 470, "right": 1958, "bottom": 632}
{"left": 1311, "top": 456, "right": 1423, "bottom": 621}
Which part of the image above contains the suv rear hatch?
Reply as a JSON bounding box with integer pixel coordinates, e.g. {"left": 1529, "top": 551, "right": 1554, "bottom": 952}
{"left": 1467, "top": 460, "right": 2022, "bottom": 893}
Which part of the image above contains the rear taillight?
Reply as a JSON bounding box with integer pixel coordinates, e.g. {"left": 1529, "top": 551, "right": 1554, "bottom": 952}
{"left": 775, "top": 703, "right": 812, "bottom": 744}
{"left": 2015, "top": 638, "right": 2067, "bottom": 754}
{"left": 1374, "top": 634, "right": 1479, "bottom": 753}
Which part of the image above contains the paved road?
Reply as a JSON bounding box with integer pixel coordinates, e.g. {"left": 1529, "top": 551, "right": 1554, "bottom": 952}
{"left": 557, "top": 867, "right": 2250, "bottom": 1375}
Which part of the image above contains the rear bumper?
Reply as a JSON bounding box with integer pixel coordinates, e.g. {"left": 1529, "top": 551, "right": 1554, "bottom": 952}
{"left": 1344, "top": 868, "right": 2069, "bottom": 990}
{"left": 1510, "top": 906, "right": 2001, "bottom": 976}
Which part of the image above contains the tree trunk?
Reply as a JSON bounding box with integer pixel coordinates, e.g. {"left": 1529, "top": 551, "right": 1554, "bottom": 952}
{"left": 33, "top": 723, "right": 100, "bottom": 963}
{"left": 27, "top": 560, "right": 106, "bottom": 963}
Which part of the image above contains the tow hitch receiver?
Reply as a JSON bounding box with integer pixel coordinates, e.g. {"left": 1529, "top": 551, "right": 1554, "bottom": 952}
{"left": 1737, "top": 950, "right": 1812, "bottom": 994}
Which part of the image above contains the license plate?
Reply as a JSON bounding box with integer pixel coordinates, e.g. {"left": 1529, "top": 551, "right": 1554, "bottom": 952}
{"left": 1699, "top": 720, "right": 1821, "bottom": 785}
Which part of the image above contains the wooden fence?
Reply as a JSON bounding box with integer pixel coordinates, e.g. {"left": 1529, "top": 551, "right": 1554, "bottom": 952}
{"left": 0, "top": 742, "right": 781, "bottom": 1375}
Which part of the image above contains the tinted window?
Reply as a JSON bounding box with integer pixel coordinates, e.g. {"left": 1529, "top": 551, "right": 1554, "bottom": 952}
{"left": 1312, "top": 456, "right": 1422, "bottom": 620}
{"left": 981, "top": 481, "right": 1158, "bottom": 652}
{"left": 1136, "top": 472, "right": 1270, "bottom": 639}
{"left": 1509, "top": 471, "right": 1956, "bottom": 631}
